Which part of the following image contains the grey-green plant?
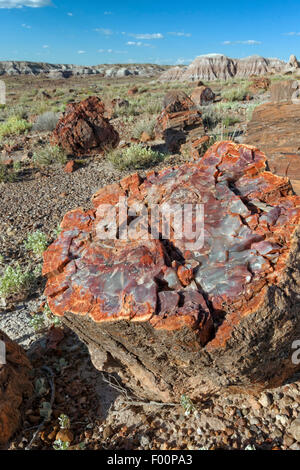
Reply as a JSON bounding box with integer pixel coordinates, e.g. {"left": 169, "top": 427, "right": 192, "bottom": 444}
{"left": 33, "top": 144, "right": 67, "bottom": 166}
{"left": 0, "top": 264, "right": 36, "bottom": 300}
{"left": 24, "top": 230, "right": 48, "bottom": 256}
{"left": 107, "top": 144, "right": 165, "bottom": 170}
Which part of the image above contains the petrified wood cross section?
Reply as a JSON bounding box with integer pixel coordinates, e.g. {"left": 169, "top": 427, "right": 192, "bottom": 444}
{"left": 43, "top": 142, "right": 300, "bottom": 401}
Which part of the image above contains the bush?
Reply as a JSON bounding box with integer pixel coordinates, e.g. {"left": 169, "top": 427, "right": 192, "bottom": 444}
{"left": 0, "top": 116, "right": 32, "bottom": 141}
{"left": 33, "top": 144, "right": 67, "bottom": 166}
{"left": 0, "top": 264, "right": 36, "bottom": 300}
{"left": 24, "top": 231, "right": 48, "bottom": 256}
{"left": 222, "top": 116, "right": 241, "bottom": 128}
{"left": 33, "top": 112, "right": 60, "bottom": 132}
{"left": 107, "top": 144, "right": 165, "bottom": 170}
{"left": 221, "top": 86, "right": 251, "bottom": 102}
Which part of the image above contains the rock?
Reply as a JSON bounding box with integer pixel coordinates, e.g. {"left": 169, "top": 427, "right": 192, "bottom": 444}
{"left": 156, "top": 91, "right": 205, "bottom": 154}
{"left": 64, "top": 160, "right": 77, "bottom": 174}
{"left": 55, "top": 429, "right": 74, "bottom": 443}
{"left": 244, "top": 102, "right": 300, "bottom": 189}
{"left": 258, "top": 392, "right": 273, "bottom": 407}
{"left": 160, "top": 54, "right": 285, "bottom": 82}
{"left": 0, "top": 330, "right": 33, "bottom": 446}
{"left": 249, "top": 77, "right": 270, "bottom": 93}
{"left": 140, "top": 132, "right": 151, "bottom": 143}
{"left": 270, "top": 80, "right": 299, "bottom": 103}
{"left": 284, "top": 54, "right": 300, "bottom": 74}
{"left": 51, "top": 96, "right": 119, "bottom": 156}
{"left": 162, "top": 91, "right": 195, "bottom": 112}
{"left": 235, "top": 55, "right": 284, "bottom": 78}
{"left": 0, "top": 61, "right": 167, "bottom": 77}
{"left": 289, "top": 415, "right": 300, "bottom": 442}
{"left": 190, "top": 86, "right": 215, "bottom": 106}
{"left": 43, "top": 141, "right": 300, "bottom": 401}
{"left": 128, "top": 87, "right": 138, "bottom": 96}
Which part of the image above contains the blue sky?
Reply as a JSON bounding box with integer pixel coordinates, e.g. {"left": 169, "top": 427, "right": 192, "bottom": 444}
{"left": 1, "top": 0, "right": 300, "bottom": 65}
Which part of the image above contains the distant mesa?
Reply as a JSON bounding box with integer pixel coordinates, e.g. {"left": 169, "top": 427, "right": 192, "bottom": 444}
{"left": 160, "top": 54, "right": 300, "bottom": 81}
{"left": 0, "top": 61, "right": 167, "bottom": 78}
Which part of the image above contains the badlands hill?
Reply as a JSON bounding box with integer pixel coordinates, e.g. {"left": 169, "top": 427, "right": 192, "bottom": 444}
{"left": 160, "top": 54, "right": 300, "bottom": 81}
{"left": 0, "top": 61, "right": 168, "bottom": 78}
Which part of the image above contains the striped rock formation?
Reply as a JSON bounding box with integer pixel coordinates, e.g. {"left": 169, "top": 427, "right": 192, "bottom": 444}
{"left": 160, "top": 54, "right": 287, "bottom": 82}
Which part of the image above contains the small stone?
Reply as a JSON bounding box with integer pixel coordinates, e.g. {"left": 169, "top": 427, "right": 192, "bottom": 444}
{"left": 55, "top": 429, "right": 74, "bottom": 443}
{"left": 259, "top": 392, "right": 272, "bottom": 407}
{"left": 103, "top": 425, "right": 113, "bottom": 439}
{"left": 140, "top": 131, "right": 151, "bottom": 143}
{"left": 64, "top": 160, "right": 76, "bottom": 173}
{"left": 289, "top": 415, "right": 300, "bottom": 442}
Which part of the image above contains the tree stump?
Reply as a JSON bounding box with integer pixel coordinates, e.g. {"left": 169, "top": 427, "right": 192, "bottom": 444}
{"left": 43, "top": 142, "right": 300, "bottom": 402}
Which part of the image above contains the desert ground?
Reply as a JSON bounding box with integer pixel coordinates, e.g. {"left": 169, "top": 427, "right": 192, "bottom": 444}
{"left": 1, "top": 70, "right": 300, "bottom": 451}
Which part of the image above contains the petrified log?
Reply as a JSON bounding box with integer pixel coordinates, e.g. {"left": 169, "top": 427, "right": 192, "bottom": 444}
{"left": 51, "top": 96, "right": 119, "bottom": 156}
{"left": 156, "top": 91, "right": 205, "bottom": 154}
{"left": 245, "top": 102, "right": 300, "bottom": 190}
{"left": 43, "top": 142, "right": 300, "bottom": 401}
{"left": 270, "top": 80, "right": 299, "bottom": 103}
{"left": 0, "top": 330, "right": 32, "bottom": 445}
{"left": 190, "top": 86, "right": 215, "bottom": 106}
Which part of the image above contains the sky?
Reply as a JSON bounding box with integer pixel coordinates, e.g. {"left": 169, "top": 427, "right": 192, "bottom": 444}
{"left": 1, "top": 0, "right": 300, "bottom": 65}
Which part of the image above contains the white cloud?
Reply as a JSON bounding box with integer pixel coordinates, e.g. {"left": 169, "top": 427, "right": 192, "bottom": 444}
{"left": 168, "top": 32, "right": 192, "bottom": 37}
{"left": 77, "top": 50, "right": 86, "bottom": 54}
{"left": 43, "top": 44, "right": 49, "bottom": 48}
{"left": 98, "top": 49, "right": 127, "bottom": 54}
{"left": 22, "top": 23, "right": 31, "bottom": 29}
{"left": 284, "top": 32, "right": 300, "bottom": 36}
{"left": 94, "top": 28, "right": 113, "bottom": 36}
{"left": 129, "top": 33, "right": 163, "bottom": 39}
{"left": 0, "top": 0, "right": 52, "bottom": 8}
{"left": 67, "top": 12, "right": 73, "bottom": 16}
{"left": 222, "top": 39, "right": 261, "bottom": 45}
{"left": 104, "top": 11, "right": 112, "bottom": 15}
{"left": 126, "top": 41, "right": 152, "bottom": 47}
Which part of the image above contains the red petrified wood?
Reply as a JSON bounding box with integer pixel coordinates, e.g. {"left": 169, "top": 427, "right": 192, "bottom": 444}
{"left": 43, "top": 142, "right": 300, "bottom": 401}
{"left": 0, "top": 330, "right": 32, "bottom": 446}
{"left": 51, "top": 96, "right": 119, "bottom": 156}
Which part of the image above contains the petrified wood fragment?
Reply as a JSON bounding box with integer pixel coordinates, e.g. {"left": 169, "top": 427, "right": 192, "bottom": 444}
{"left": 190, "top": 86, "right": 215, "bottom": 106}
{"left": 0, "top": 330, "right": 32, "bottom": 445}
{"left": 51, "top": 96, "right": 119, "bottom": 156}
{"left": 245, "top": 102, "right": 300, "bottom": 191}
{"left": 43, "top": 142, "right": 300, "bottom": 401}
{"left": 156, "top": 91, "right": 205, "bottom": 154}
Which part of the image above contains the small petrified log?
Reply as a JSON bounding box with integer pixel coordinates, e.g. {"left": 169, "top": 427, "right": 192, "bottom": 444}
{"left": 190, "top": 86, "right": 215, "bottom": 106}
{"left": 0, "top": 330, "right": 32, "bottom": 445}
{"left": 156, "top": 91, "right": 205, "bottom": 154}
{"left": 51, "top": 96, "right": 119, "bottom": 156}
{"left": 43, "top": 142, "right": 300, "bottom": 401}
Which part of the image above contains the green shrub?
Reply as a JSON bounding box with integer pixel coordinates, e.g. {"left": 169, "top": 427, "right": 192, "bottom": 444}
{"left": 0, "top": 264, "right": 36, "bottom": 300}
{"left": 25, "top": 231, "right": 48, "bottom": 256}
{"left": 222, "top": 116, "right": 241, "bottom": 128}
{"left": 33, "top": 144, "right": 67, "bottom": 166}
{"left": 33, "top": 111, "right": 60, "bottom": 132}
{"left": 107, "top": 144, "right": 165, "bottom": 170}
{"left": 221, "top": 86, "right": 251, "bottom": 102}
{"left": 0, "top": 116, "right": 32, "bottom": 141}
